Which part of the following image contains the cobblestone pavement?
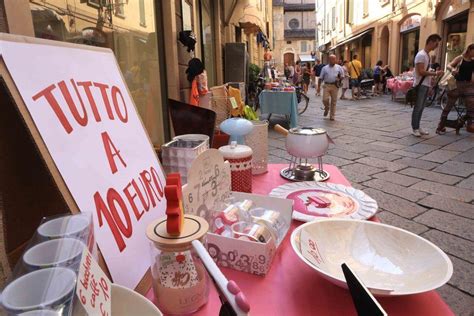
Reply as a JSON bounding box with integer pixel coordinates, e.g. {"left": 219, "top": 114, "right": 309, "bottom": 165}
{"left": 265, "top": 87, "right": 474, "bottom": 315}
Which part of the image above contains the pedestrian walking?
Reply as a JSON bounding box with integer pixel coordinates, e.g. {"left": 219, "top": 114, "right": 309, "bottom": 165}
{"left": 320, "top": 54, "right": 344, "bottom": 120}
{"left": 348, "top": 54, "right": 363, "bottom": 100}
{"left": 436, "top": 43, "right": 474, "bottom": 134}
{"left": 302, "top": 63, "right": 311, "bottom": 94}
{"left": 340, "top": 60, "right": 350, "bottom": 100}
{"left": 411, "top": 34, "right": 444, "bottom": 137}
{"left": 313, "top": 59, "right": 325, "bottom": 96}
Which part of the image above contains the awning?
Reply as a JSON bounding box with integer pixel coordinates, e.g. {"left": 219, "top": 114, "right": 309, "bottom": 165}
{"left": 329, "top": 28, "right": 374, "bottom": 51}
{"left": 299, "top": 54, "right": 315, "bottom": 62}
{"left": 239, "top": 5, "right": 264, "bottom": 33}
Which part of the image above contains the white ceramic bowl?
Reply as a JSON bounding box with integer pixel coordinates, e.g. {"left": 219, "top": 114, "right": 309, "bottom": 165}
{"left": 291, "top": 219, "right": 453, "bottom": 296}
{"left": 111, "top": 284, "right": 162, "bottom": 316}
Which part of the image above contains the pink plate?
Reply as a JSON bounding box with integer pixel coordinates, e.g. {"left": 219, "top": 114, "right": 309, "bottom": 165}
{"left": 270, "top": 182, "right": 378, "bottom": 222}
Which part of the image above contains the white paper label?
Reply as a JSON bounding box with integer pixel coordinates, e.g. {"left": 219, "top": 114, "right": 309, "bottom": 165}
{"left": 76, "top": 248, "right": 112, "bottom": 316}
{"left": 158, "top": 251, "right": 199, "bottom": 289}
{"left": 229, "top": 97, "right": 238, "bottom": 109}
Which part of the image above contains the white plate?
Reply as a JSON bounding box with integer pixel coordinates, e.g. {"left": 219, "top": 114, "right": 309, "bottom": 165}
{"left": 269, "top": 181, "right": 378, "bottom": 222}
{"left": 291, "top": 219, "right": 453, "bottom": 296}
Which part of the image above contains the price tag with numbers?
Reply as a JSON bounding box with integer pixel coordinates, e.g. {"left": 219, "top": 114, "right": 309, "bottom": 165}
{"left": 300, "top": 229, "right": 324, "bottom": 267}
{"left": 76, "top": 248, "right": 112, "bottom": 316}
{"left": 182, "top": 149, "right": 231, "bottom": 220}
{"left": 206, "top": 233, "right": 276, "bottom": 276}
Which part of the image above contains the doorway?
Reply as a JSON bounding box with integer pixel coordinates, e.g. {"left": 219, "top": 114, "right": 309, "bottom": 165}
{"left": 443, "top": 11, "right": 468, "bottom": 66}
{"left": 380, "top": 26, "right": 389, "bottom": 66}
{"left": 284, "top": 52, "right": 295, "bottom": 66}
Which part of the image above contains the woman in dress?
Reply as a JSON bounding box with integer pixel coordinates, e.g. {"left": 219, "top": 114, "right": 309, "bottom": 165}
{"left": 436, "top": 43, "right": 474, "bottom": 134}
{"left": 186, "top": 58, "right": 208, "bottom": 106}
{"left": 340, "top": 60, "right": 350, "bottom": 100}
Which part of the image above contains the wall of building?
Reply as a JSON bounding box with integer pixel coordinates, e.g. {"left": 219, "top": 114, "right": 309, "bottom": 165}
{"left": 273, "top": 0, "right": 316, "bottom": 69}
{"left": 316, "top": 0, "right": 474, "bottom": 74}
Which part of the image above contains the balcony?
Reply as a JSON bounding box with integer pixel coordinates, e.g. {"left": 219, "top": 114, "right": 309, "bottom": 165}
{"left": 284, "top": 29, "right": 316, "bottom": 39}
{"left": 284, "top": 3, "right": 315, "bottom": 11}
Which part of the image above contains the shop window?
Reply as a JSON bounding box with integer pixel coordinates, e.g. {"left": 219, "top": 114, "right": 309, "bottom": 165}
{"left": 29, "top": 1, "right": 166, "bottom": 145}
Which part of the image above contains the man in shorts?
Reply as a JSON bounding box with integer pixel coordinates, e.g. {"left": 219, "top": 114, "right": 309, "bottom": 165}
{"left": 348, "top": 54, "right": 362, "bottom": 100}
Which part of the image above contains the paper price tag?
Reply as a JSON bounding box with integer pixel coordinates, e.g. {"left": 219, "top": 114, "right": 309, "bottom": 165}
{"left": 300, "top": 229, "right": 324, "bottom": 267}
{"left": 229, "top": 97, "right": 238, "bottom": 109}
{"left": 158, "top": 252, "right": 199, "bottom": 289}
{"left": 76, "top": 248, "right": 112, "bottom": 316}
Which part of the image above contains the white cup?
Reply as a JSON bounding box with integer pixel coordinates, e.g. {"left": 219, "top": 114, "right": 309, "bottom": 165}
{"left": 22, "top": 238, "right": 85, "bottom": 271}
{"left": 1, "top": 267, "right": 77, "bottom": 315}
{"left": 37, "top": 214, "right": 91, "bottom": 239}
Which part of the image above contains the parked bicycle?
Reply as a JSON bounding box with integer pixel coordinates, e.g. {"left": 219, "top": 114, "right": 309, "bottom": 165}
{"left": 294, "top": 85, "right": 310, "bottom": 115}
{"left": 427, "top": 80, "right": 448, "bottom": 108}
{"left": 247, "top": 76, "right": 265, "bottom": 111}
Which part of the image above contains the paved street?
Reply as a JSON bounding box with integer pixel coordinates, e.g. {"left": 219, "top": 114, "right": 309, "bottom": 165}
{"left": 266, "top": 87, "right": 474, "bottom": 315}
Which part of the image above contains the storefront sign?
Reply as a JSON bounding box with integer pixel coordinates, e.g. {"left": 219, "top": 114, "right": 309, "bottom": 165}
{"left": 400, "top": 15, "right": 421, "bottom": 33}
{"left": 0, "top": 38, "right": 166, "bottom": 290}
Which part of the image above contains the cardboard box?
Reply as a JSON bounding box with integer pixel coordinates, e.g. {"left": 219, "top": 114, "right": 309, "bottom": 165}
{"left": 182, "top": 149, "right": 293, "bottom": 275}
{"left": 206, "top": 191, "right": 293, "bottom": 275}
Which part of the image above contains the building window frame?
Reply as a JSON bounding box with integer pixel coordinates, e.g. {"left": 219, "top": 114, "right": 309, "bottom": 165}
{"left": 139, "top": 0, "right": 147, "bottom": 27}
{"left": 332, "top": 7, "right": 335, "bottom": 31}
{"left": 181, "top": 0, "right": 193, "bottom": 31}
{"left": 86, "top": 0, "right": 107, "bottom": 9}
{"left": 363, "top": 0, "right": 369, "bottom": 18}
{"left": 346, "top": 0, "right": 353, "bottom": 25}
{"left": 114, "top": 1, "right": 126, "bottom": 19}
{"left": 289, "top": 18, "right": 300, "bottom": 30}
{"left": 301, "top": 41, "right": 307, "bottom": 52}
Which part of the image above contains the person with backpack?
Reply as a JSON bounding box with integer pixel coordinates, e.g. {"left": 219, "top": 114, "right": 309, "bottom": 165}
{"left": 411, "top": 34, "right": 444, "bottom": 137}
{"left": 348, "top": 54, "right": 362, "bottom": 100}
{"left": 313, "top": 59, "right": 325, "bottom": 96}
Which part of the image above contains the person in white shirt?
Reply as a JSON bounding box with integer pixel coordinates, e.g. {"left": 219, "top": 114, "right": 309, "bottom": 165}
{"left": 411, "top": 34, "right": 444, "bottom": 137}
{"left": 319, "top": 54, "right": 344, "bottom": 120}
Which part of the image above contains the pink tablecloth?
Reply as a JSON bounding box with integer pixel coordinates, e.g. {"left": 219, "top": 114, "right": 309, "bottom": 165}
{"left": 387, "top": 78, "right": 414, "bottom": 97}
{"left": 147, "top": 164, "right": 453, "bottom": 316}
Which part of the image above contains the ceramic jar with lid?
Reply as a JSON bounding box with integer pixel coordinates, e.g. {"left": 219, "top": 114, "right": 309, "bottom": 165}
{"left": 218, "top": 142, "right": 253, "bottom": 193}
{"left": 147, "top": 215, "right": 210, "bottom": 315}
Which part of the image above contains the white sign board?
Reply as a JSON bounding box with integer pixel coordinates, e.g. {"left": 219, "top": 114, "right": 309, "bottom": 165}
{"left": 0, "top": 40, "right": 166, "bottom": 289}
